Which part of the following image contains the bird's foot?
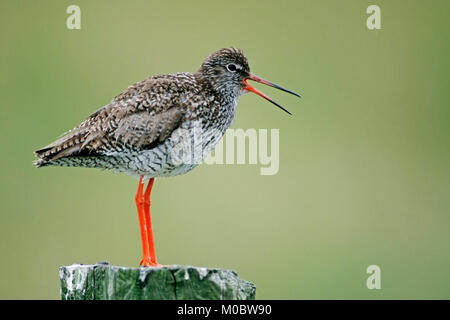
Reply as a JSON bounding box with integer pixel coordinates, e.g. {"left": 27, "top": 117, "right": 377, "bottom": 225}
{"left": 139, "top": 257, "right": 164, "bottom": 267}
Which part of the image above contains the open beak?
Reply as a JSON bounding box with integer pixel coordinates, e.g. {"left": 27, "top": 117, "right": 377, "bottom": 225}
{"left": 243, "top": 74, "right": 301, "bottom": 115}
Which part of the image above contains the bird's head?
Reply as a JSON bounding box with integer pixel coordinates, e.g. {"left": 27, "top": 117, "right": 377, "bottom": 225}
{"left": 197, "top": 47, "right": 300, "bottom": 115}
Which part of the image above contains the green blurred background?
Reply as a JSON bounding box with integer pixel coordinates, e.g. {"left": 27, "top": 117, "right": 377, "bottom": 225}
{"left": 0, "top": 0, "right": 449, "bottom": 299}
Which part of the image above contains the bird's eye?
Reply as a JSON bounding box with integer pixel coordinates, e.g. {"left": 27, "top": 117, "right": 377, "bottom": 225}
{"left": 226, "top": 63, "right": 238, "bottom": 72}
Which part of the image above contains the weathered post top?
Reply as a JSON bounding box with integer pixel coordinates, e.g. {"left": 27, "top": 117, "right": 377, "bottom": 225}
{"left": 59, "top": 262, "right": 256, "bottom": 300}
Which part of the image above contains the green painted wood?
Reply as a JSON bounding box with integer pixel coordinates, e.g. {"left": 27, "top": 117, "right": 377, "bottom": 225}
{"left": 59, "top": 262, "right": 256, "bottom": 300}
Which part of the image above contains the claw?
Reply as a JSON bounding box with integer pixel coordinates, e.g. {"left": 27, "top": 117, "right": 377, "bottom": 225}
{"left": 140, "top": 257, "right": 164, "bottom": 267}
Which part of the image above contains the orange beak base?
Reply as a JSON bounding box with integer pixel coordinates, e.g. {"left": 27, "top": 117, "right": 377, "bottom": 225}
{"left": 243, "top": 74, "right": 301, "bottom": 115}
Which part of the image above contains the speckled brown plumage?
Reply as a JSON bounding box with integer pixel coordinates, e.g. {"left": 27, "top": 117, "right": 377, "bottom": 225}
{"left": 34, "top": 47, "right": 299, "bottom": 180}
{"left": 34, "top": 48, "right": 251, "bottom": 179}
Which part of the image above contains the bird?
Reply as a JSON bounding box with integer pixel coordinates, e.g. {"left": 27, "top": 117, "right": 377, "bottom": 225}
{"left": 34, "top": 47, "right": 301, "bottom": 267}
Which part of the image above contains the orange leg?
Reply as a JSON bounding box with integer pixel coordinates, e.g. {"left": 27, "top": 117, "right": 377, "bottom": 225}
{"left": 135, "top": 176, "right": 159, "bottom": 267}
{"left": 142, "top": 177, "right": 162, "bottom": 266}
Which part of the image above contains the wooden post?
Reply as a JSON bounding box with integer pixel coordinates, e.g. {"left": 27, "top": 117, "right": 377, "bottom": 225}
{"left": 59, "top": 262, "right": 256, "bottom": 300}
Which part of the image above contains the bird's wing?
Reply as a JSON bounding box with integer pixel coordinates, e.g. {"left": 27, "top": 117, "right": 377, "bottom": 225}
{"left": 34, "top": 74, "right": 193, "bottom": 164}
{"left": 111, "top": 108, "right": 184, "bottom": 150}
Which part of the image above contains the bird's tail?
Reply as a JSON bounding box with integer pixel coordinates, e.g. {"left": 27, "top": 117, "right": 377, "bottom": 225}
{"left": 33, "top": 146, "right": 57, "bottom": 167}
{"left": 33, "top": 155, "right": 49, "bottom": 168}
{"left": 33, "top": 129, "right": 89, "bottom": 168}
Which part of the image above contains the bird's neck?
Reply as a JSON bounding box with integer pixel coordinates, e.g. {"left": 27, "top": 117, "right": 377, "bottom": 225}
{"left": 194, "top": 72, "right": 240, "bottom": 104}
{"left": 193, "top": 72, "right": 239, "bottom": 133}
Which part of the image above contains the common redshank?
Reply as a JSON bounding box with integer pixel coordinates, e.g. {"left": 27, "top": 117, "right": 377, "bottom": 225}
{"left": 34, "top": 48, "right": 300, "bottom": 267}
